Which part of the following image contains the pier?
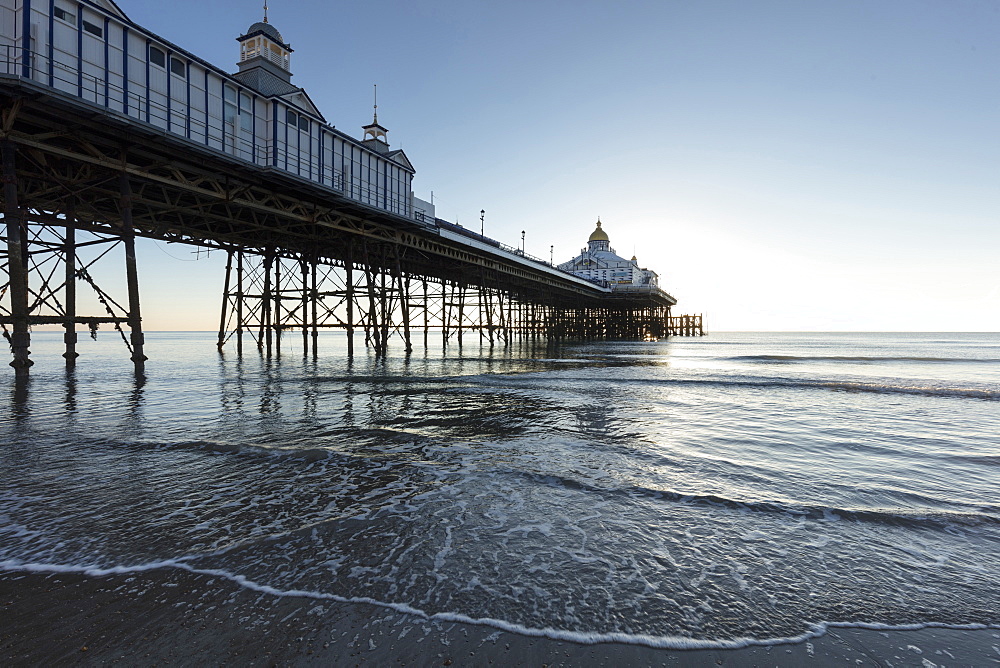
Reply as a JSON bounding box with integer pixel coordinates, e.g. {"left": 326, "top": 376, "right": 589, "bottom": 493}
{"left": 0, "top": 2, "right": 702, "bottom": 377}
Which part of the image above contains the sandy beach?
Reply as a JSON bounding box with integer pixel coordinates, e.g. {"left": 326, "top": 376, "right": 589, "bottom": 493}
{"left": 2, "top": 569, "right": 997, "bottom": 666}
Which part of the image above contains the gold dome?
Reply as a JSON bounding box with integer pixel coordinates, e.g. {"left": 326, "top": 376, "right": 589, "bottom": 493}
{"left": 588, "top": 220, "right": 609, "bottom": 242}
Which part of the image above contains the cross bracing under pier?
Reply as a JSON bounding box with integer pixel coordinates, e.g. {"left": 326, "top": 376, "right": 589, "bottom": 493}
{"left": 0, "top": 50, "right": 682, "bottom": 376}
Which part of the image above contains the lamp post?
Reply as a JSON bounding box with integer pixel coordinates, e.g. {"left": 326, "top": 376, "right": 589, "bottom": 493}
{"left": 480, "top": 209, "right": 485, "bottom": 236}
{"left": 521, "top": 230, "right": 525, "bottom": 254}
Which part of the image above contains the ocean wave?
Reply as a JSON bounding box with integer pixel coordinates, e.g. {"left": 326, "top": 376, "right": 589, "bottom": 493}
{"left": 582, "top": 375, "right": 1000, "bottom": 401}
{"left": 814, "top": 380, "right": 999, "bottom": 400}
{"left": 72, "top": 435, "right": 1000, "bottom": 534}
{"left": 951, "top": 454, "right": 1000, "bottom": 467}
{"left": 1, "top": 559, "right": 997, "bottom": 650}
{"left": 724, "top": 354, "right": 1000, "bottom": 364}
{"left": 517, "top": 374, "right": 1000, "bottom": 401}
{"left": 509, "top": 470, "right": 1000, "bottom": 530}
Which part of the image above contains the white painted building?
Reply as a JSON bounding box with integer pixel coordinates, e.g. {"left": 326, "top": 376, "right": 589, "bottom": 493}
{"left": 558, "top": 220, "right": 659, "bottom": 288}
{"left": 0, "top": 0, "right": 421, "bottom": 219}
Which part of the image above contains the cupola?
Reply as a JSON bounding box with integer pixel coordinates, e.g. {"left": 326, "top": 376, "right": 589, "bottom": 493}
{"left": 236, "top": 4, "right": 293, "bottom": 86}
{"left": 362, "top": 84, "right": 390, "bottom": 154}
{"left": 587, "top": 219, "right": 611, "bottom": 252}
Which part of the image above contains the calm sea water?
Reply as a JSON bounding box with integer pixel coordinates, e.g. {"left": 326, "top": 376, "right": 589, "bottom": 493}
{"left": 1, "top": 331, "right": 998, "bottom": 647}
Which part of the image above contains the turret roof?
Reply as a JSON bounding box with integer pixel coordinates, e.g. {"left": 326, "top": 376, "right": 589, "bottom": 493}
{"left": 588, "top": 220, "right": 609, "bottom": 242}
{"left": 246, "top": 21, "right": 283, "bottom": 43}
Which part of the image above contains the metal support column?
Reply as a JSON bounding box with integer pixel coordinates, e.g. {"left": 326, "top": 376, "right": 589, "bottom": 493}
{"left": 217, "top": 248, "right": 233, "bottom": 351}
{"left": 422, "top": 279, "right": 429, "bottom": 348}
{"left": 346, "top": 241, "right": 355, "bottom": 356}
{"left": 262, "top": 252, "right": 273, "bottom": 355}
{"left": 2, "top": 139, "right": 31, "bottom": 376}
{"left": 236, "top": 251, "right": 244, "bottom": 355}
{"left": 119, "top": 173, "right": 146, "bottom": 371}
{"left": 394, "top": 245, "right": 411, "bottom": 353}
{"left": 63, "top": 205, "right": 79, "bottom": 364}
{"left": 273, "top": 255, "right": 282, "bottom": 356}
{"left": 300, "top": 257, "right": 309, "bottom": 355}
{"left": 310, "top": 259, "right": 319, "bottom": 356}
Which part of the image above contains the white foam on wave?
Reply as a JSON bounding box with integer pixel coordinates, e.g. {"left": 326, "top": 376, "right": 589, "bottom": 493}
{"left": 3, "top": 558, "right": 997, "bottom": 651}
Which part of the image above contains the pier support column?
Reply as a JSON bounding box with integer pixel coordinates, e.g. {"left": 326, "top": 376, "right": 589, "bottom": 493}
{"left": 119, "top": 174, "right": 147, "bottom": 371}
{"left": 456, "top": 280, "right": 466, "bottom": 347}
{"left": 236, "top": 251, "right": 244, "bottom": 355}
{"left": 310, "top": 259, "right": 319, "bottom": 356}
{"left": 422, "top": 279, "right": 429, "bottom": 348}
{"left": 261, "top": 252, "right": 273, "bottom": 355}
{"left": 2, "top": 140, "right": 31, "bottom": 377}
{"left": 273, "top": 255, "right": 282, "bottom": 357}
{"left": 300, "top": 258, "right": 310, "bottom": 356}
{"left": 394, "top": 245, "right": 412, "bottom": 353}
{"left": 217, "top": 249, "right": 233, "bottom": 351}
{"left": 345, "top": 242, "right": 354, "bottom": 357}
{"left": 63, "top": 205, "right": 79, "bottom": 365}
{"left": 379, "top": 247, "right": 390, "bottom": 355}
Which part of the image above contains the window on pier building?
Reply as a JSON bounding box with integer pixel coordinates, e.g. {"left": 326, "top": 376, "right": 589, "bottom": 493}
{"left": 170, "top": 56, "right": 187, "bottom": 78}
{"left": 222, "top": 85, "right": 242, "bottom": 155}
{"left": 82, "top": 20, "right": 103, "bottom": 38}
{"left": 239, "top": 92, "right": 253, "bottom": 132}
{"left": 149, "top": 46, "right": 166, "bottom": 69}
{"left": 223, "top": 85, "right": 238, "bottom": 127}
{"left": 54, "top": 7, "right": 75, "bottom": 24}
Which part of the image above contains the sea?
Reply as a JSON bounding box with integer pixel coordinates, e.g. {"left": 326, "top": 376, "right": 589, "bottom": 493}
{"left": 1, "top": 331, "right": 998, "bottom": 649}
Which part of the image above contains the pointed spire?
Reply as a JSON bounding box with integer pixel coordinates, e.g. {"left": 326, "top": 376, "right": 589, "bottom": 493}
{"left": 362, "top": 84, "right": 389, "bottom": 148}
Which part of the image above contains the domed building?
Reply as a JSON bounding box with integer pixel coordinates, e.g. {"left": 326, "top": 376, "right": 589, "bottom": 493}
{"left": 557, "top": 220, "right": 659, "bottom": 288}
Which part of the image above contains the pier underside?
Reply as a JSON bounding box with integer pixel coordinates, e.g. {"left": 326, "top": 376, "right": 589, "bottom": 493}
{"left": 0, "top": 78, "right": 689, "bottom": 375}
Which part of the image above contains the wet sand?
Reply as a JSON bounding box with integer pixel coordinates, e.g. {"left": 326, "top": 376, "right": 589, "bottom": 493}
{"left": 1, "top": 569, "right": 997, "bottom": 666}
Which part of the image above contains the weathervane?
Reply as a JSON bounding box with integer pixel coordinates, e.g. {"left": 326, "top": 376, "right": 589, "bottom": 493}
{"left": 373, "top": 83, "right": 378, "bottom": 124}
{"left": 263, "top": 0, "right": 269, "bottom": 23}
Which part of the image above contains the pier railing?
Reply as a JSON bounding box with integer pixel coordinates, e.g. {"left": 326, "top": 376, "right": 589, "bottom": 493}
{"left": 0, "top": 46, "right": 412, "bottom": 218}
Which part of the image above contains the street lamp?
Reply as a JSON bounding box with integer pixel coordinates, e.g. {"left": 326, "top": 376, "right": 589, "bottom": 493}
{"left": 480, "top": 209, "right": 485, "bottom": 236}
{"left": 521, "top": 230, "right": 525, "bottom": 254}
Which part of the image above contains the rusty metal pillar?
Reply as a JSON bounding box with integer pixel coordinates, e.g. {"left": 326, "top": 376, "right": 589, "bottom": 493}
{"left": 119, "top": 173, "right": 146, "bottom": 371}
{"left": 2, "top": 140, "right": 31, "bottom": 377}
{"left": 63, "top": 205, "right": 79, "bottom": 364}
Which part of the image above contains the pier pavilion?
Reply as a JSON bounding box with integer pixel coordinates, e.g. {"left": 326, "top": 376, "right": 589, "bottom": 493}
{"left": 0, "top": 0, "right": 696, "bottom": 376}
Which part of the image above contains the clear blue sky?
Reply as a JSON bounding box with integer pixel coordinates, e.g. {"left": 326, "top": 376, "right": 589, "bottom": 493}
{"left": 120, "top": 0, "right": 998, "bottom": 331}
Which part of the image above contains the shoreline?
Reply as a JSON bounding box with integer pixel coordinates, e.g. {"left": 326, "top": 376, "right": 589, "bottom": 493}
{"left": 2, "top": 569, "right": 997, "bottom": 666}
